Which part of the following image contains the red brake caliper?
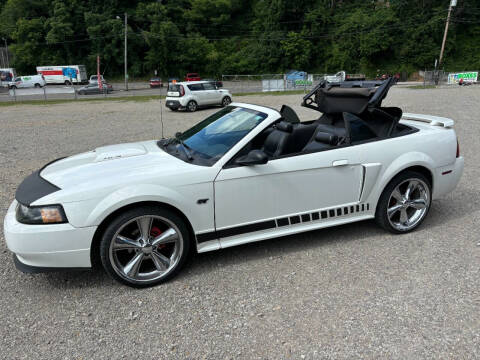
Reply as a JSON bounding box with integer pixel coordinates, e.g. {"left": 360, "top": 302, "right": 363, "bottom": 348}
{"left": 150, "top": 226, "right": 166, "bottom": 250}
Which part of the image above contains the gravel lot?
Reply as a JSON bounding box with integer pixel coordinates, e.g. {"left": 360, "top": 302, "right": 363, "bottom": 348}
{"left": 0, "top": 88, "right": 479, "bottom": 359}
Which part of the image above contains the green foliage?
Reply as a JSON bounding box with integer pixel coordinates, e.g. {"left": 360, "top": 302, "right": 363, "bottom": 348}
{"left": 0, "top": 0, "right": 478, "bottom": 78}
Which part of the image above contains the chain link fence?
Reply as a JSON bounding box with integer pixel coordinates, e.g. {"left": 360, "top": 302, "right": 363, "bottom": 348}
{"left": 221, "top": 73, "right": 373, "bottom": 93}
{"left": 422, "top": 70, "right": 449, "bottom": 86}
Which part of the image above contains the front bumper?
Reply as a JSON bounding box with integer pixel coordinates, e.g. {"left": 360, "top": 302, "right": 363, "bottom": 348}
{"left": 3, "top": 200, "right": 96, "bottom": 269}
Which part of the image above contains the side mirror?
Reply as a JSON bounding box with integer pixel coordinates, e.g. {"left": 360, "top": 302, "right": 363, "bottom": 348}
{"left": 235, "top": 150, "right": 268, "bottom": 166}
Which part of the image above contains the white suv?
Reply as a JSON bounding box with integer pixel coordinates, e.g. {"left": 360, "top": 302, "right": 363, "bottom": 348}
{"left": 166, "top": 81, "right": 232, "bottom": 112}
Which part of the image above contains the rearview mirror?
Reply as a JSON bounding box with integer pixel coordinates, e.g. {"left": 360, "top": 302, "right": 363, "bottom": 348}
{"left": 235, "top": 150, "right": 268, "bottom": 166}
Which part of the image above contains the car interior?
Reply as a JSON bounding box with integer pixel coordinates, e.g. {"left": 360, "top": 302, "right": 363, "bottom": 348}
{"left": 229, "top": 78, "right": 417, "bottom": 166}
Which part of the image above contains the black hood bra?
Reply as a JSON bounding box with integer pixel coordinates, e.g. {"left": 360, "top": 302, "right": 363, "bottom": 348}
{"left": 15, "top": 158, "right": 64, "bottom": 206}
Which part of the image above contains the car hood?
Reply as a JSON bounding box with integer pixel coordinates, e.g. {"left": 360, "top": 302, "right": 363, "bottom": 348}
{"left": 40, "top": 140, "right": 195, "bottom": 192}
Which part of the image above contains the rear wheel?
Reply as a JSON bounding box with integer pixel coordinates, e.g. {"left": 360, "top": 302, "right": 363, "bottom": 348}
{"left": 221, "top": 96, "right": 232, "bottom": 107}
{"left": 100, "top": 205, "right": 191, "bottom": 287}
{"left": 65, "top": 80, "right": 71, "bottom": 85}
{"left": 34, "top": 83, "right": 41, "bottom": 88}
{"left": 375, "top": 170, "right": 431, "bottom": 233}
{"left": 186, "top": 100, "right": 197, "bottom": 112}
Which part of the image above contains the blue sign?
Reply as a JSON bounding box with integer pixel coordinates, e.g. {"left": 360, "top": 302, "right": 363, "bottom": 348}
{"left": 62, "top": 67, "right": 77, "bottom": 79}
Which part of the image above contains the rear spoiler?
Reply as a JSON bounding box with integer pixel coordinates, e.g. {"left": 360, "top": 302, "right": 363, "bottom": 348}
{"left": 402, "top": 113, "right": 454, "bottom": 128}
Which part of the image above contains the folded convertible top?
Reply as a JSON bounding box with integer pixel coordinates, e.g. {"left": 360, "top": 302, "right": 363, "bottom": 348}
{"left": 301, "top": 77, "right": 400, "bottom": 140}
{"left": 302, "top": 77, "right": 395, "bottom": 115}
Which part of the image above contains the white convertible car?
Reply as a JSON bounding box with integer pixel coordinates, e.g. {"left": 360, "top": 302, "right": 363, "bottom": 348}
{"left": 4, "top": 78, "right": 464, "bottom": 287}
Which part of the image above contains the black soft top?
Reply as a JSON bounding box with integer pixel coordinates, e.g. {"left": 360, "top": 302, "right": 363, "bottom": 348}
{"left": 301, "top": 78, "right": 401, "bottom": 139}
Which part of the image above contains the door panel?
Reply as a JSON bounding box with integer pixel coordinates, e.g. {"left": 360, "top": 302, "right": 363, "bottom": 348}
{"left": 201, "top": 83, "right": 219, "bottom": 104}
{"left": 214, "top": 148, "right": 363, "bottom": 231}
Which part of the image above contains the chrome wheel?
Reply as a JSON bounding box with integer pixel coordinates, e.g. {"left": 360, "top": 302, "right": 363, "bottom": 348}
{"left": 108, "top": 215, "right": 183, "bottom": 284}
{"left": 387, "top": 178, "right": 430, "bottom": 232}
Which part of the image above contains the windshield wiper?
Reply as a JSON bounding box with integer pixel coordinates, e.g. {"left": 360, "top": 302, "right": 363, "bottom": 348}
{"left": 173, "top": 135, "right": 194, "bottom": 161}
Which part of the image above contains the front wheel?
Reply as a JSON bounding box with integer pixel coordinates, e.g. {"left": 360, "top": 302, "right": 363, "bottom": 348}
{"left": 99, "top": 205, "right": 191, "bottom": 287}
{"left": 186, "top": 100, "right": 197, "bottom": 112}
{"left": 375, "top": 170, "right": 431, "bottom": 233}
{"left": 221, "top": 96, "right": 232, "bottom": 107}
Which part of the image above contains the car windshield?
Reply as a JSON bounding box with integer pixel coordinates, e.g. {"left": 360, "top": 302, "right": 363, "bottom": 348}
{"left": 163, "top": 106, "right": 268, "bottom": 166}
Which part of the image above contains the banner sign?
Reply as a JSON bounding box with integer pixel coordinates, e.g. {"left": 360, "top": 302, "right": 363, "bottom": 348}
{"left": 448, "top": 71, "right": 478, "bottom": 84}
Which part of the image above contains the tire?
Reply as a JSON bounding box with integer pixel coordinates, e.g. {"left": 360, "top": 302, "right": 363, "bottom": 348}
{"left": 170, "top": 108, "right": 178, "bottom": 112}
{"left": 375, "top": 170, "right": 432, "bottom": 234}
{"left": 34, "top": 83, "right": 41, "bottom": 88}
{"left": 186, "top": 100, "right": 197, "bottom": 112}
{"left": 65, "top": 80, "right": 71, "bottom": 86}
{"left": 10, "top": 85, "right": 16, "bottom": 89}
{"left": 221, "top": 96, "right": 232, "bottom": 107}
{"left": 79, "top": 91, "right": 85, "bottom": 95}
{"left": 100, "top": 205, "right": 191, "bottom": 288}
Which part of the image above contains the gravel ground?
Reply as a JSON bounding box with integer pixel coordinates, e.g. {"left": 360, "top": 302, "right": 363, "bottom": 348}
{"left": 0, "top": 88, "right": 479, "bottom": 359}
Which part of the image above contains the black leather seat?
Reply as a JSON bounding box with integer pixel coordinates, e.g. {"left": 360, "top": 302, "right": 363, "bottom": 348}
{"left": 303, "top": 132, "right": 339, "bottom": 152}
{"left": 314, "top": 124, "right": 346, "bottom": 138}
{"left": 262, "top": 121, "right": 293, "bottom": 157}
{"left": 285, "top": 122, "right": 318, "bottom": 154}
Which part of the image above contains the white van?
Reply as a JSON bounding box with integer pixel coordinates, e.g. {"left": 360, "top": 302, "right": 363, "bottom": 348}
{"left": 9, "top": 75, "right": 46, "bottom": 89}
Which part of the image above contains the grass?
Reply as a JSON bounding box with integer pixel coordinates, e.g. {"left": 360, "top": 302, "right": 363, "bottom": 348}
{"left": 0, "top": 89, "right": 307, "bottom": 107}
{"left": 406, "top": 85, "right": 436, "bottom": 89}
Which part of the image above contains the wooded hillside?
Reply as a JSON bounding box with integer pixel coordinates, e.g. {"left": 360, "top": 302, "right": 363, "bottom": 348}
{"left": 1, "top": 0, "right": 479, "bottom": 78}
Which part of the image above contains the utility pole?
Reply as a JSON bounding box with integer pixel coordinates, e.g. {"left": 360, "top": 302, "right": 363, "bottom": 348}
{"left": 3, "top": 38, "right": 9, "bottom": 68}
{"left": 439, "top": 0, "right": 457, "bottom": 68}
{"left": 124, "top": 12, "right": 128, "bottom": 91}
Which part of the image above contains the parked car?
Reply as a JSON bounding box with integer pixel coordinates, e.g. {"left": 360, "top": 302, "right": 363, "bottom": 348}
{"left": 89, "top": 75, "right": 105, "bottom": 85}
{"left": 203, "top": 78, "right": 223, "bottom": 88}
{"left": 324, "top": 71, "right": 366, "bottom": 83}
{"left": 77, "top": 83, "right": 113, "bottom": 95}
{"left": 185, "top": 73, "right": 201, "bottom": 81}
{"left": 8, "top": 75, "right": 46, "bottom": 89}
{"left": 3, "top": 78, "right": 464, "bottom": 287}
{"left": 165, "top": 81, "right": 232, "bottom": 112}
{"left": 149, "top": 78, "right": 163, "bottom": 88}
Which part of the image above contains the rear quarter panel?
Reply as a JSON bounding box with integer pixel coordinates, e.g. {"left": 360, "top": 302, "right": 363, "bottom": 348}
{"left": 356, "top": 121, "right": 457, "bottom": 210}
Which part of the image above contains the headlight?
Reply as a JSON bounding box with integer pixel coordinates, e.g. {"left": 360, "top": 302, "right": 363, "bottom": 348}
{"left": 16, "top": 203, "right": 68, "bottom": 225}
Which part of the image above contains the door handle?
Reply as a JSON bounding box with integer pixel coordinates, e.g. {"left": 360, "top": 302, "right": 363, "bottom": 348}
{"left": 332, "top": 159, "right": 349, "bottom": 167}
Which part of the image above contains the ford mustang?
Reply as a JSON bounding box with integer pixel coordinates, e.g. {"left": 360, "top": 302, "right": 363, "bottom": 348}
{"left": 3, "top": 78, "right": 464, "bottom": 287}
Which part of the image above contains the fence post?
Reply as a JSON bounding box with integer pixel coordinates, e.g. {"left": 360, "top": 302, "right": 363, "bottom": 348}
{"left": 13, "top": 86, "right": 16, "bottom": 102}
{"left": 74, "top": 87, "right": 77, "bottom": 100}
{"left": 424, "top": 68, "right": 426, "bottom": 88}
{"left": 43, "top": 86, "right": 47, "bottom": 101}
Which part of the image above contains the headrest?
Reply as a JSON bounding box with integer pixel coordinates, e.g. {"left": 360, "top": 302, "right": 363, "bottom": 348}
{"left": 280, "top": 105, "right": 300, "bottom": 124}
{"left": 276, "top": 121, "right": 293, "bottom": 133}
{"left": 315, "top": 132, "right": 338, "bottom": 145}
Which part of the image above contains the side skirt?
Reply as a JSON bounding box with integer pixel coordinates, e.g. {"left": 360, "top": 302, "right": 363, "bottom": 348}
{"left": 196, "top": 203, "right": 372, "bottom": 253}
